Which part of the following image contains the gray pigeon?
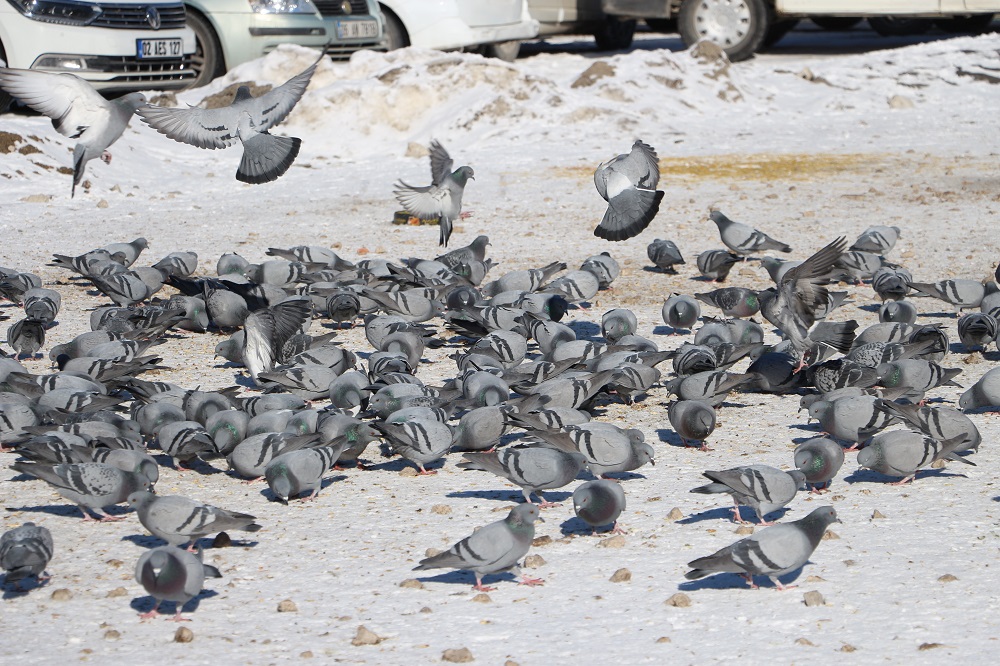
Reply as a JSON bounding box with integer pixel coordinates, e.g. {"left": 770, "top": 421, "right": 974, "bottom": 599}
{"left": 394, "top": 140, "right": 474, "bottom": 247}
{"left": 661, "top": 294, "right": 701, "bottom": 333}
{"left": 808, "top": 394, "right": 897, "bottom": 448}
{"left": 414, "top": 503, "right": 544, "bottom": 591}
{"left": 850, "top": 225, "right": 900, "bottom": 254}
{"left": 135, "top": 546, "right": 222, "bottom": 620}
{"left": 457, "top": 445, "right": 586, "bottom": 505}
{"left": 957, "top": 312, "right": 998, "bottom": 351}
{"left": 601, "top": 308, "right": 638, "bottom": 344}
{"left": 858, "top": 431, "right": 973, "bottom": 485}
{"left": 227, "top": 432, "right": 320, "bottom": 480}
{"left": 667, "top": 399, "right": 717, "bottom": 451}
{"left": 663, "top": 370, "right": 757, "bottom": 407}
{"left": 156, "top": 420, "right": 216, "bottom": 469}
{"left": 10, "top": 461, "right": 150, "bottom": 521}
{"left": 265, "top": 443, "right": 345, "bottom": 502}
{"left": 0, "top": 67, "right": 147, "bottom": 196}
{"left": 138, "top": 48, "right": 324, "bottom": 183}
{"left": 710, "top": 210, "right": 791, "bottom": 255}
{"left": 521, "top": 421, "right": 654, "bottom": 477}
{"left": 876, "top": 359, "right": 962, "bottom": 404}
{"left": 593, "top": 140, "right": 664, "bottom": 241}
{"left": 691, "top": 464, "right": 806, "bottom": 524}
{"left": 581, "top": 253, "right": 621, "bottom": 290}
{"left": 0, "top": 522, "right": 53, "bottom": 587}
{"left": 647, "top": 239, "right": 685, "bottom": 273}
{"left": 573, "top": 479, "right": 627, "bottom": 534}
{"left": 876, "top": 400, "right": 980, "bottom": 453}
{"left": 696, "top": 249, "right": 742, "bottom": 282}
{"left": 793, "top": 437, "right": 844, "bottom": 491}
{"left": 959, "top": 366, "right": 1000, "bottom": 411}
{"left": 128, "top": 491, "right": 261, "bottom": 549}
{"left": 871, "top": 266, "right": 913, "bottom": 301}
{"left": 685, "top": 506, "right": 839, "bottom": 589}
{"left": 373, "top": 419, "right": 452, "bottom": 475}
{"left": 907, "top": 279, "right": 986, "bottom": 313}
{"left": 243, "top": 298, "right": 312, "bottom": 382}
{"left": 695, "top": 287, "right": 760, "bottom": 318}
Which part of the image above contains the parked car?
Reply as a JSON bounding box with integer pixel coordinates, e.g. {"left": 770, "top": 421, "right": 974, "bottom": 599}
{"left": 183, "top": 0, "right": 385, "bottom": 88}
{"left": 0, "top": 0, "right": 198, "bottom": 94}
{"left": 378, "top": 0, "right": 539, "bottom": 61}
{"left": 527, "top": 0, "right": 639, "bottom": 50}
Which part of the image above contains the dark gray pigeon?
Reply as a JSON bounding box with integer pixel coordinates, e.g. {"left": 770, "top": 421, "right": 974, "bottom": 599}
{"left": 710, "top": 210, "right": 791, "bottom": 255}
{"left": 593, "top": 140, "right": 664, "bottom": 241}
{"left": 414, "top": 503, "right": 544, "bottom": 591}
{"left": 647, "top": 239, "right": 685, "bottom": 273}
{"left": 137, "top": 48, "right": 324, "bottom": 183}
{"left": 696, "top": 249, "right": 742, "bottom": 282}
{"left": 458, "top": 445, "right": 586, "bottom": 506}
{"left": 661, "top": 294, "right": 701, "bottom": 333}
{"left": 393, "top": 140, "right": 474, "bottom": 247}
{"left": 957, "top": 312, "right": 998, "bottom": 351}
{"left": 265, "top": 443, "right": 345, "bottom": 502}
{"left": 0, "top": 522, "right": 53, "bottom": 587}
{"left": 128, "top": 491, "right": 261, "bottom": 549}
{"left": 793, "top": 437, "right": 844, "bottom": 491}
{"left": 573, "top": 479, "right": 627, "bottom": 534}
{"left": 691, "top": 464, "right": 805, "bottom": 524}
{"left": 685, "top": 506, "right": 839, "bottom": 589}
{"left": 667, "top": 399, "right": 717, "bottom": 451}
{"left": 135, "top": 546, "right": 222, "bottom": 620}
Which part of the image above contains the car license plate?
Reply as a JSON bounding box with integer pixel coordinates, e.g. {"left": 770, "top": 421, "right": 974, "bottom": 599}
{"left": 336, "top": 20, "right": 378, "bottom": 40}
{"left": 136, "top": 38, "right": 183, "bottom": 59}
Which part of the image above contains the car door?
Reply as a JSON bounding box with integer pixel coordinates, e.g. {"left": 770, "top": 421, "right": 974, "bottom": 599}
{"left": 457, "top": 0, "right": 527, "bottom": 27}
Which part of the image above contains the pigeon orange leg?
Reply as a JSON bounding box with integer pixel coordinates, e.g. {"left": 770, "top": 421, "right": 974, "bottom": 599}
{"left": 518, "top": 575, "right": 544, "bottom": 587}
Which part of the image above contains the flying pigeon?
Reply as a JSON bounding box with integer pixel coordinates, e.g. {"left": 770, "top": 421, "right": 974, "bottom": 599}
{"left": 137, "top": 48, "right": 325, "bottom": 183}
{"left": 394, "top": 140, "right": 474, "bottom": 247}
{"left": 0, "top": 67, "right": 147, "bottom": 196}
{"left": 242, "top": 297, "right": 312, "bottom": 382}
{"left": 593, "top": 140, "right": 664, "bottom": 241}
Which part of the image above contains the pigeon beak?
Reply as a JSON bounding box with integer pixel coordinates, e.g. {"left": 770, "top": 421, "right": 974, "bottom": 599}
{"left": 536, "top": 516, "right": 546, "bottom": 523}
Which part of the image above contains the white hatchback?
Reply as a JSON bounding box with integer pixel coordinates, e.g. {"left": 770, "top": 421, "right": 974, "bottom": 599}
{"left": 0, "top": 0, "right": 198, "bottom": 91}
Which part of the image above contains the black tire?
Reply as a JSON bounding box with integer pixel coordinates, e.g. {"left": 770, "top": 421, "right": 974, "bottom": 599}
{"left": 678, "top": 0, "right": 769, "bottom": 62}
{"left": 645, "top": 18, "right": 678, "bottom": 33}
{"left": 934, "top": 14, "right": 995, "bottom": 34}
{"left": 867, "top": 16, "right": 933, "bottom": 37}
{"left": 481, "top": 40, "right": 521, "bottom": 62}
{"left": 809, "top": 16, "right": 863, "bottom": 31}
{"left": 763, "top": 18, "right": 798, "bottom": 48}
{"left": 381, "top": 7, "right": 410, "bottom": 50}
{"left": 594, "top": 17, "right": 637, "bottom": 50}
{"left": 186, "top": 9, "right": 224, "bottom": 89}
{"left": 0, "top": 42, "right": 9, "bottom": 113}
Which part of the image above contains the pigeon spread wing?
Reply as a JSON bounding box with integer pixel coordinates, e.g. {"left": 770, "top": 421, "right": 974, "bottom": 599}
{"left": 239, "top": 49, "right": 323, "bottom": 131}
{"left": 428, "top": 140, "right": 454, "bottom": 186}
{"left": 594, "top": 140, "right": 663, "bottom": 242}
{"left": 137, "top": 103, "right": 242, "bottom": 149}
{"left": 779, "top": 236, "right": 847, "bottom": 329}
{"left": 0, "top": 68, "right": 110, "bottom": 139}
{"left": 394, "top": 182, "right": 449, "bottom": 219}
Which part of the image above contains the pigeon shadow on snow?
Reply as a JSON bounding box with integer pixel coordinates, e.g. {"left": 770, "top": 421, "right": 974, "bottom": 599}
{"left": 129, "top": 589, "right": 219, "bottom": 616}
{"left": 565, "top": 320, "right": 602, "bottom": 340}
{"left": 559, "top": 516, "right": 619, "bottom": 536}
{"left": 651, "top": 325, "right": 695, "bottom": 337}
{"left": 656, "top": 428, "right": 701, "bottom": 450}
{"left": 259, "top": 475, "right": 348, "bottom": 503}
{"left": 4, "top": 503, "right": 131, "bottom": 520}
{"left": 843, "top": 467, "right": 970, "bottom": 484}
{"left": 446, "top": 489, "right": 572, "bottom": 505}
{"left": 677, "top": 506, "right": 789, "bottom": 524}
{"left": 2, "top": 576, "right": 50, "bottom": 599}
{"left": 121, "top": 533, "right": 260, "bottom": 550}
{"left": 413, "top": 569, "right": 518, "bottom": 589}
{"left": 678, "top": 567, "right": 807, "bottom": 591}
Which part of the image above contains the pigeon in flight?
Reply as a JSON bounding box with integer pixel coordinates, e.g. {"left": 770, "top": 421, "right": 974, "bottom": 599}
{"left": 137, "top": 48, "right": 325, "bottom": 184}
{"left": 0, "top": 67, "right": 147, "bottom": 197}
{"left": 393, "top": 140, "right": 474, "bottom": 247}
{"left": 593, "top": 140, "right": 664, "bottom": 241}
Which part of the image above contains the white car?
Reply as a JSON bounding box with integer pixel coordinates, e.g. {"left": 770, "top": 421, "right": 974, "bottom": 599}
{"left": 378, "top": 0, "right": 539, "bottom": 61}
{"left": 0, "top": 0, "right": 197, "bottom": 92}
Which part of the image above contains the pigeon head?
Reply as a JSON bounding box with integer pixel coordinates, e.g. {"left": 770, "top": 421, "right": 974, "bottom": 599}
{"left": 506, "top": 503, "right": 542, "bottom": 528}
{"left": 452, "top": 166, "right": 474, "bottom": 184}
{"left": 118, "top": 92, "right": 148, "bottom": 112}
{"left": 857, "top": 443, "right": 883, "bottom": 470}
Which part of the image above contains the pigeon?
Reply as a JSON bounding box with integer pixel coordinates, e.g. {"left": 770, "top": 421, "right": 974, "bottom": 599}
{"left": 457, "top": 445, "right": 587, "bottom": 506}
{"left": 808, "top": 358, "right": 878, "bottom": 393}
{"left": 685, "top": 506, "right": 839, "bottom": 590}
{"left": 265, "top": 443, "right": 345, "bottom": 502}
{"left": 135, "top": 546, "right": 222, "bottom": 620}
{"left": 242, "top": 297, "right": 312, "bottom": 382}
{"left": 0, "top": 67, "right": 147, "bottom": 196}
{"left": 413, "top": 504, "right": 544, "bottom": 591}
{"left": 7, "top": 318, "right": 45, "bottom": 358}
{"left": 10, "top": 461, "right": 150, "bottom": 521}
{"left": 907, "top": 279, "right": 986, "bottom": 312}
{"left": 808, "top": 395, "right": 897, "bottom": 448}
{"left": 128, "top": 491, "right": 262, "bottom": 549}
{"left": 957, "top": 312, "right": 998, "bottom": 351}
{"left": 858, "top": 431, "right": 973, "bottom": 485}
{"left": 394, "top": 140, "right": 474, "bottom": 247}
{"left": 696, "top": 249, "right": 742, "bottom": 282}
{"left": 691, "top": 464, "right": 806, "bottom": 524}
{"left": 871, "top": 266, "right": 913, "bottom": 301}
{"left": 601, "top": 308, "right": 638, "bottom": 344}
{"left": 373, "top": 419, "right": 452, "bottom": 475}
{"left": 710, "top": 210, "right": 791, "bottom": 255}
{"left": 695, "top": 287, "right": 760, "bottom": 318}
{"left": 573, "top": 479, "right": 627, "bottom": 534}
{"left": 850, "top": 225, "right": 900, "bottom": 254}
{"left": 663, "top": 370, "right": 757, "bottom": 407}
{"left": 793, "top": 437, "right": 844, "bottom": 491}
{"left": 875, "top": 399, "right": 981, "bottom": 453}
{"left": 137, "top": 48, "right": 325, "bottom": 183}
{"left": 958, "top": 366, "right": 1000, "bottom": 411}
{"left": 646, "top": 239, "right": 685, "bottom": 273}
{"left": 661, "top": 294, "right": 701, "bottom": 333}
{"left": 667, "top": 399, "right": 717, "bottom": 451}
{"left": 0, "top": 522, "right": 53, "bottom": 587}
{"left": 227, "top": 432, "right": 319, "bottom": 480}
{"left": 876, "top": 359, "right": 962, "bottom": 404}
{"left": 520, "top": 421, "right": 654, "bottom": 477}
{"left": 592, "top": 139, "right": 664, "bottom": 241}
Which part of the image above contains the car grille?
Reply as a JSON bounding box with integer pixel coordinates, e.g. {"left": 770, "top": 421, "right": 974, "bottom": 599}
{"left": 87, "top": 54, "right": 198, "bottom": 86}
{"left": 314, "top": 0, "right": 369, "bottom": 17}
{"left": 91, "top": 3, "right": 187, "bottom": 30}
{"left": 325, "top": 41, "right": 385, "bottom": 60}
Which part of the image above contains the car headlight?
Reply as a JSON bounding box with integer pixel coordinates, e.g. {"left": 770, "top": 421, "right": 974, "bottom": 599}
{"left": 5, "top": 0, "right": 102, "bottom": 25}
{"left": 247, "top": 0, "right": 318, "bottom": 14}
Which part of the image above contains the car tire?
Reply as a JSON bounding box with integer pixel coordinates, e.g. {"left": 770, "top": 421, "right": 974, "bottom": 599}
{"left": 381, "top": 7, "right": 409, "bottom": 50}
{"left": 186, "top": 9, "right": 224, "bottom": 89}
{"left": 678, "top": 0, "right": 770, "bottom": 62}
{"left": 0, "top": 42, "right": 9, "bottom": 113}
{"left": 645, "top": 18, "right": 678, "bottom": 33}
{"left": 809, "top": 16, "right": 863, "bottom": 31}
{"left": 934, "top": 14, "right": 995, "bottom": 34}
{"left": 482, "top": 40, "right": 521, "bottom": 62}
{"left": 594, "top": 17, "right": 637, "bottom": 50}
{"left": 867, "top": 16, "right": 933, "bottom": 37}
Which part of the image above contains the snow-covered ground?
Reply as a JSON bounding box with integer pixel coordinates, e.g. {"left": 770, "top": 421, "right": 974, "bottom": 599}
{"left": 1, "top": 31, "right": 999, "bottom": 664}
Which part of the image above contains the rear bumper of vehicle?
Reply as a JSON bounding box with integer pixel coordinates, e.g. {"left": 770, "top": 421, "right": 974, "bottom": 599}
{"left": 409, "top": 17, "right": 539, "bottom": 50}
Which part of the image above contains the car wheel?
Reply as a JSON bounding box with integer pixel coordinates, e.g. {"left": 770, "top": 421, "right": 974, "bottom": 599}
{"left": 186, "top": 9, "right": 224, "bottom": 89}
{"left": 0, "top": 42, "right": 9, "bottom": 113}
{"left": 809, "top": 16, "right": 863, "bottom": 31}
{"left": 381, "top": 7, "right": 409, "bottom": 50}
{"left": 678, "top": 0, "right": 769, "bottom": 62}
{"left": 934, "top": 14, "right": 995, "bottom": 34}
{"left": 482, "top": 40, "right": 520, "bottom": 62}
{"left": 867, "top": 16, "right": 933, "bottom": 37}
{"left": 594, "top": 17, "right": 637, "bottom": 50}
{"left": 645, "top": 18, "right": 678, "bottom": 33}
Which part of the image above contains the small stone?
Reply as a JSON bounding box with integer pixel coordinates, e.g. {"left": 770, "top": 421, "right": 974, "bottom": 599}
{"left": 300, "top": 651, "right": 313, "bottom": 658}
{"left": 872, "top": 509, "right": 886, "bottom": 520}
{"left": 504, "top": 661, "right": 520, "bottom": 666}
{"left": 843, "top": 560, "right": 856, "bottom": 567}
{"left": 106, "top": 559, "right": 124, "bottom": 568}
{"left": 840, "top": 644, "right": 857, "bottom": 653}
{"left": 523, "top": 555, "right": 546, "bottom": 569}
{"left": 938, "top": 574, "right": 958, "bottom": 583}
{"left": 212, "top": 532, "right": 232, "bottom": 548}
{"left": 667, "top": 507, "right": 683, "bottom": 520}
{"left": 795, "top": 638, "right": 817, "bottom": 647}
{"left": 918, "top": 643, "right": 944, "bottom": 651}
{"left": 822, "top": 530, "right": 840, "bottom": 540}
{"left": 665, "top": 593, "right": 691, "bottom": 608}
{"left": 21, "top": 194, "right": 52, "bottom": 203}
{"left": 420, "top": 607, "right": 433, "bottom": 613}
{"left": 806, "top": 575, "right": 827, "bottom": 583}
{"left": 50, "top": 588, "right": 72, "bottom": 601}
{"left": 106, "top": 587, "right": 127, "bottom": 598}
{"left": 431, "top": 504, "right": 451, "bottom": 515}
{"left": 399, "top": 467, "right": 418, "bottom": 477}
{"left": 735, "top": 525, "right": 754, "bottom": 535}
{"left": 103, "top": 630, "right": 121, "bottom": 641}
{"left": 351, "top": 625, "right": 383, "bottom": 646}
{"left": 609, "top": 568, "right": 632, "bottom": 583}
{"left": 425, "top": 548, "right": 443, "bottom": 558}
{"left": 532, "top": 535, "right": 553, "bottom": 547}
{"left": 277, "top": 599, "right": 298, "bottom": 613}
{"left": 442, "top": 647, "right": 474, "bottom": 663}
{"left": 888, "top": 94, "right": 915, "bottom": 109}
{"left": 174, "top": 627, "right": 194, "bottom": 643}
{"left": 598, "top": 535, "right": 626, "bottom": 549}
{"left": 96, "top": 200, "right": 109, "bottom": 209}
{"left": 470, "top": 593, "right": 491, "bottom": 603}
{"left": 931, "top": 459, "right": 947, "bottom": 469}
{"left": 803, "top": 590, "right": 825, "bottom": 607}
{"left": 656, "top": 637, "right": 671, "bottom": 643}
{"left": 399, "top": 579, "right": 425, "bottom": 589}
